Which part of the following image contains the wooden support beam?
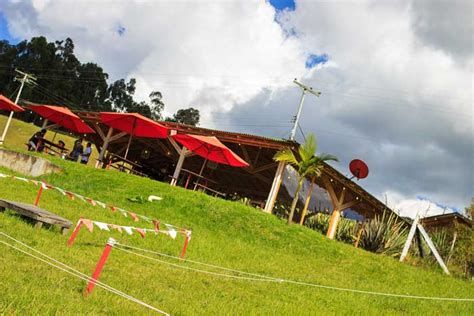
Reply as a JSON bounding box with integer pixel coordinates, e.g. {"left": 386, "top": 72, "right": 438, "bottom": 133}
{"left": 109, "top": 131, "right": 128, "bottom": 143}
{"left": 93, "top": 124, "right": 106, "bottom": 141}
{"left": 250, "top": 162, "right": 278, "bottom": 174}
{"left": 240, "top": 145, "right": 252, "bottom": 168}
{"left": 253, "top": 148, "right": 261, "bottom": 167}
{"left": 324, "top": 177, "right": 360, "bottom": 240}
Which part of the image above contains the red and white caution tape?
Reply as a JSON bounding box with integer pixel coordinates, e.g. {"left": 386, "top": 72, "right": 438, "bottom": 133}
{"left": 0, "top": 172, "right": 187, "bottom": 232}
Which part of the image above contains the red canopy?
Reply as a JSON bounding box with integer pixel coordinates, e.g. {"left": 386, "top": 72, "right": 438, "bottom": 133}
{"left": 172, "top": 134, "right": 249, "bottom": 167}
{"left": 100, "top": 112, "right": 168, "bottom": 138}
{"left": 0, "top": 94, "right": 24, "bottom": 112}
{"left": 29, "top": 105, "right": 95, "bottom": 134}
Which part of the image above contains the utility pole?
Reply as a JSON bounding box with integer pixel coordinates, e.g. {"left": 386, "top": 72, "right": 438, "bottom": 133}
{"left": 289, "top": 78, "right": 321, "bottom": 141}
{"left": 0, "top": 69, "right": 36, "bottom": 145}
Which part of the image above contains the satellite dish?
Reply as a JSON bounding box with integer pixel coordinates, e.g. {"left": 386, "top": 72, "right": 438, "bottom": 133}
{"left": 349, "top": 159, "right": 369, "bottom": 180}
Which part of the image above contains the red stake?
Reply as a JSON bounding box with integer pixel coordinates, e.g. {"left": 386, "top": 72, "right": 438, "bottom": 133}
{"left": 85, "top": 238, "right": 116, "bottom": 296}
{"left": 34, "top": 182, "right": 44, "bottom": 206}
{"left": 180, "top": 234, "right": 191, "bottom": 260}
{"left": 67, "top": 219, "right": 83, "bottom": 247}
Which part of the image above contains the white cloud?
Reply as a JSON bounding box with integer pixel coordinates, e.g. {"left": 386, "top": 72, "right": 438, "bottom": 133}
{"left": 385, "top": 190, "right": 458, "bottom": 218}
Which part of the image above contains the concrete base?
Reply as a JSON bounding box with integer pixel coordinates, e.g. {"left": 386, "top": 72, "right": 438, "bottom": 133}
{"left": 0, "top": 149, "right": 62, "bottom": 177}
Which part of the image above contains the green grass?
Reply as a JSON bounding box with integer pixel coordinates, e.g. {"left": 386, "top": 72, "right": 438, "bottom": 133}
{"left": 0, "top": 116, "right": 473, "bottom": 315}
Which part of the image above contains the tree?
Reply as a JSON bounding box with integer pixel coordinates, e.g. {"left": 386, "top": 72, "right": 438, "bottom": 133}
{"left": 166, "top": 107, "right": 200, "bottom": 126}
{"left": 148, "top": 91, "right": 165, "bottom": 120}
{"left": 274, "top": 134, "right": 338, "bottom": 225}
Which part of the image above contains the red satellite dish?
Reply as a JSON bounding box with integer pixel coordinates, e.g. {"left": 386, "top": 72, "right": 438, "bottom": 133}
{"left": 349, "top": 159, "right": 369, "bottom": 180}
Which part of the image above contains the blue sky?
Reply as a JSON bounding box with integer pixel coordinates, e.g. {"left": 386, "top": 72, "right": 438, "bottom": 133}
{"left": 269, "top": 0, "right": 295, "bottom": 11}
{"left": 0, "top": 12, "right": 19, "bottom": 43}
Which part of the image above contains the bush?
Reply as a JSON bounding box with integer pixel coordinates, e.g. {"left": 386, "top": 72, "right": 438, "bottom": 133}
{"left": 306, "top": 212, "right": 358, "bottom": 244}
{"left": 358, "top": 211, "right": 408, "bottom": 258}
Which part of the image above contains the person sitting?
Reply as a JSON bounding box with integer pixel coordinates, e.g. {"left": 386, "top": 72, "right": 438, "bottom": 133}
{"left": 68, "top": 139, "right": 83, "bottom": 162}
{"left": 28, "top": 129, "right": 46, "bottom": 152}
{"left": 80, "top": 142, "right": 92, "bottom": 165}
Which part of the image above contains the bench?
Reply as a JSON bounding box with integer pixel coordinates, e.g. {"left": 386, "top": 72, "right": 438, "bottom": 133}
{"left": 0, "top": 199, "right": 72, "bottom": 235}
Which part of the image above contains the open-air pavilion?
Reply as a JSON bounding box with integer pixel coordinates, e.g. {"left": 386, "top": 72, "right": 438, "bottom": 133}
{"left": 76, "top": 110, "right": 397, "bottom": 238}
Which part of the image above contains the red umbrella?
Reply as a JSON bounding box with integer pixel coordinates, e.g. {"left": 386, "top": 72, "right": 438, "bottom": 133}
{"left": 171, "top": 134, "right": 248, "bottom": 189}
{"left": 99, "top": 112, "right": 168, "bottom": 161}
{"left": 0, "top": 94, "right": 25, "bottom": 112}
{"left": 29, "top": 105, "right": 95, "bottom": 134}
{"left": 0, "top": 94, "right": 25, "bottom": 145}
{"left": 173, "top": 134, "right": 248, "bottom": 167}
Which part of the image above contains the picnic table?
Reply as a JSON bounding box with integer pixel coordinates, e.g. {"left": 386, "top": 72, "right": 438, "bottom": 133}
{"left": 0, "top": 199, "right": 72, "bottom": 235}
{"left": 180, "top": 168, "right": 217, "bottom": 189}
{"left": 193, "top": 183, "right": 226, "bottom": 198}
{"left": 106, "top": 153, "right": 147, "bottom": 177}
{"left": 40, "top": 138, "right": 69, "bottom": 156}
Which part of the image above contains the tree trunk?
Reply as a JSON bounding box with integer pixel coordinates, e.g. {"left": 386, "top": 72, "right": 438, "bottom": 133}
{"left": 288, "top": 180, "right": 303, "bottom": 225}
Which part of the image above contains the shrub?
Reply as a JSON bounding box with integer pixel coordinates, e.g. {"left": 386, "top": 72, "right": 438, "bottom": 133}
{"left": 358, "top": 210, "right": 408, "bottom": 258}
{"left": 306, "top": 212, "right": 358, "bottom": 244}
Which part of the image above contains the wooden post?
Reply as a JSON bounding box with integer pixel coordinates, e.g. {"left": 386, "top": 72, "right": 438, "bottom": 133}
{"left": 417, "top": 224, "right": 450, "bottom": 275}
{"left": 34, "top": 182, "right": 44, "bottom": 206}
{"left": 327, "top": 210, "right": 341, "bottom": 239}
{"left": 446, "top": 232, "right": 457, "bottom": 265}
{"left": 85, "top": 238, "right": 116, "bottom": 295}
{"left": 400, "top": 215, "right": 420, "bottom": 262}
{"left": 415, "top": 230, "right": 425, "bottom": 258}
{"left": 171, "top": 148, "right": 188, "bottom": 186}
{"left": 96, "top": 127, "right": 113, "bottom": 168}
{"left": 264, "top": 161, "right": 285, "bottom": 213}
{"left": 299, "top": 177, "right": 315, "bottom": 225}
{"left": 354, "top": 222, "right": 365, "bottom": 248}
{"left": 323, "top": 177, "right": 359, "bottom": 240}
{"left": 67, "top": 219, "right": 83, "bottom": 247}
{"left": 180, "top": 234, "right": 191, "bottom": 259}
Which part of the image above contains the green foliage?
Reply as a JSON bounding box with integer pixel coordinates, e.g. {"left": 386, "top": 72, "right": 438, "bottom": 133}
{"left": 166, "top": 107, "right": 200, "bottom": 126}
{"left": 0, "top": 37, "right": 164, "bottom": 120}
{"left": 359, "top": 211, "right": 408, "bottom": 257}
{"left": 127, "top": 195, "right": 148, "bottom": 204}
{"left": 273, "top": 134, "right": 338, "bottom": 224}
{"left": 306, "top": 212, "right": 357, "bottom": 244}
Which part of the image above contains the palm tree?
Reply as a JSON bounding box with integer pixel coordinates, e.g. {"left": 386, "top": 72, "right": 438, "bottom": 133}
{"left": 274, "top": 134, "right": 338, "bottom": 225}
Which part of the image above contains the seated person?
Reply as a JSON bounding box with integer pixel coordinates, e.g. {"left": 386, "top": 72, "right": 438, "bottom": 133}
{"left": 80, "top": 142, "right": 93, "bottom": 165}
{"left": 68, "top": 139, "right": 83, "bottom": 162}
{"left": 57, "top": 140, "right": 66, "bottom": 149}
{"left": 28, "top": 129, "right": 46, "bottom": 152}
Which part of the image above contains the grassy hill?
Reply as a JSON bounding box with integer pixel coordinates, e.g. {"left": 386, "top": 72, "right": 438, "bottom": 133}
{"left": 0, "top": 116, "right": 473, "bottom": 315}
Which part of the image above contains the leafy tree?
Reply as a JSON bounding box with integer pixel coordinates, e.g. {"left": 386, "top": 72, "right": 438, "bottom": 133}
{"left": 0, "top": 36, "right": 160, "bottom": 118}
{"left": 166, "top": 107, "right": 200, "bottom": 126}
{"left": 274, "top": 134, "right": 338, "bottom": 224}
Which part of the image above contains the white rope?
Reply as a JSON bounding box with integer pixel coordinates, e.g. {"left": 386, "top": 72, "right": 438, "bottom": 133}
{"left": 0, "top": 233, "right": 170, "bottom": 315}
{"left": 116, "top": 242, "right": 277, "bottom": 280}
{"left": 115, "top": 243, "right": 474, "bottom": 302}
{"left": 115, "top": 245, "right": 280, "bottom": 283}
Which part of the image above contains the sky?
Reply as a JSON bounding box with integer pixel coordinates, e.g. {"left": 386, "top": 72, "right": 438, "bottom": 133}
{"left": 0, "top": 0, "right": 472, "bottom": 218}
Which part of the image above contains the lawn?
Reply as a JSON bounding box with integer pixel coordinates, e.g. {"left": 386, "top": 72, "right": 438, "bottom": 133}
{"left": 0, "top": 116, "right": 473, "bottom": 315}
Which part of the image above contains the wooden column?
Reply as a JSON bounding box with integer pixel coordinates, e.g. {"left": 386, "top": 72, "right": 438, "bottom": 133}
{"left": 94, "top": 127, "right": 127, "bottom": 168}
{"left": 264, "top": 161, "right": 285, "bottom": 214}
{"left": 323, "top": 176, "right": 359, "bottom": 240}
{"left": 171, "top": 147, "right": 190, "bottom": 186}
